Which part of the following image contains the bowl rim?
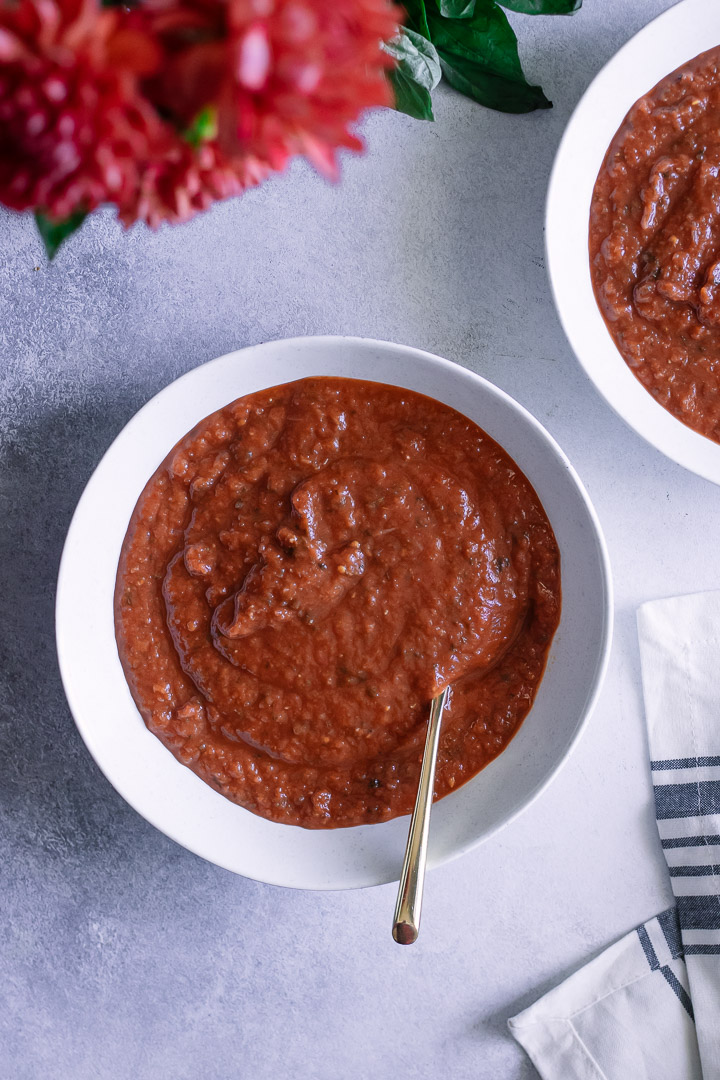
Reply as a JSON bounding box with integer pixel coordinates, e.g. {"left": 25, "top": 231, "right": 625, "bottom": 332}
{"left": 55, "top": 335, "right": 614, "bottom": 889}
{"left": 545, "top": 0, "right": 720, "bottom": 486}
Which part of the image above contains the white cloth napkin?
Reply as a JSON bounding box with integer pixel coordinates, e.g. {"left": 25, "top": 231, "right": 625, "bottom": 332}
{"left": 509, "top": 591, "right": 720, "bottom": 1080}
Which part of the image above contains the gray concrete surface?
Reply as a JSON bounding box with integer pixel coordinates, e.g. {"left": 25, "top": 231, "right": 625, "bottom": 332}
{"left": 2, "top": 1, "right": 711, "bottom": 1077}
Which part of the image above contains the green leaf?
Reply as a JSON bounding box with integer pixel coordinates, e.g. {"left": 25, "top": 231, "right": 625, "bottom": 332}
{"left": 384, "top": 27, "right": 442, "bottom": 88}
{"left": 383, "top": 28, "right": 441, "bottom": 120}
{"left": 183, "top": 105, "right": 218, "bottom": 148}
{"left": 438, "top": 0, "right": 477, "bottom": 16}
{"left": 426, "top": 3, "right": 552, "bottom": 112}
{"left": 401, "top": 0, "right": 432, "bottom": 39}
{"left": 388, "top": 67, "right": 435, "bottom": 120}
{"left": 498, "top": 0, "right": 581, "bottom": 12}
{"left": 34, "top": 209, "right": 88, "bottom": 260}
{"left": 438, "top": 51, "right": 550, "bottom": 111}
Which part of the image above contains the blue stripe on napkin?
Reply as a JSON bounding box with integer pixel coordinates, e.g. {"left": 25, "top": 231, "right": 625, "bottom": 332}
{"left": 676, "top": 895, "right": 720, "bottom": 930}
{"left": 637, "top": 924, "right": 659, "bottom": 969}
{"left": 660, "top": 966, "right": 695, "bottom": 1020}
{"left": 669, "top": 868, "right": 720, "bottom": 876}
{"left": 651, "top": 757, "right": 720, "bottom": 770}
{"left": 658, "top": 907, "right": 684, "bottom": 959}
{"left": 654, "top": 781, "right": 720, "bottom": 820}
{"left": 637, "top": 912, "right": 695, "bottom": 1020}
{"left": 669, "top": 865, "right": 720, "bottom": 877}
{"left": 662, "top": 836, "right": 720, "bottom": 849}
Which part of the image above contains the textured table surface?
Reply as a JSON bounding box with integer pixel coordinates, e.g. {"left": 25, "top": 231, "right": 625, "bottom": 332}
{"left": 1, "top": 1, "right": 712, "bottom": 1077}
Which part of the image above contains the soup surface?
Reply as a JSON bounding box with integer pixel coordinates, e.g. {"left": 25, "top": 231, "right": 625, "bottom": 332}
{"left": 115, "top": 377, "right": 561, "bottom": 828}
{"left": 590, "top": 45, "right": 720, "bottom": 442}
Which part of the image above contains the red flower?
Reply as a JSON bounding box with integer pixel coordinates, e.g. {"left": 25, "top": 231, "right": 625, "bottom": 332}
{"left": 123, "top": 138, "right": 272, "bottom": 229}
{"left": 123, "top": 0, "right": 400, "bottom": 225}
{"left": 0, "top": 0, "right": 399, "bottom": 233}
{"left": 141, "top": 0, "right": 399, "bottom": 182}
{"left": 0, "top": 0, "right": 164, "bottom": 220}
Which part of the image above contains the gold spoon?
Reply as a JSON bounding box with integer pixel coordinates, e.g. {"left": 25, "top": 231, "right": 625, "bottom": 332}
{"left": 392, "top": 686, "right": 450, "bottom": 945}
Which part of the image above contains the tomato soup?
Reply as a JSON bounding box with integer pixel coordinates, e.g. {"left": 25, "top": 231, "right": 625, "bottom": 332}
{"left": 115, "top": 377, "right": 561, "bottom": 828}
{"left": 590, "top": 46, "right": 720, "bottom": 442}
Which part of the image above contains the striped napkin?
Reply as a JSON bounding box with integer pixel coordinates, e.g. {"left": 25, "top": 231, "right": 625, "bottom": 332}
{"left": 509, "top": 591, "right": 720, "bottom": 1080}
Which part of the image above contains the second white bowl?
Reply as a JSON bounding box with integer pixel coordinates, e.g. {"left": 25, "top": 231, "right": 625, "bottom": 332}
{"left": 546, "top": 0, "right": 720, "bottom": 485}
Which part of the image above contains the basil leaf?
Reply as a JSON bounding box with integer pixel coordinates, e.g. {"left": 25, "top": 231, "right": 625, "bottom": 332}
{"left": 384, "top": 31, "right": 441, "bottom": 120}
{"left": 34, "top": 209, "right": 88, "bottom": 260}
{"left": 427, "top": 4, "right": 522, "bottom": 77}
{"left": 401, "top": 0, "right": 432, "bottom": 39}
{"left": 383, "top": 27, "right": 442, "bottom": 88}
{"left": 438, "top": 0, "right": 477, "bottom": 15}
{"left": 498, "top": 0, "right": 581, "bottom": 12}
{"left": 438, "top": 51, "right": 550, "bottom": 111}
{"left": 427, "top": 3, "right": 551, "bottom": 112}
{"left": 384, "top": 28, "right": 441, "bottom": 120}
{"left": 389, "top": 68, "right": 435, "bottom": 120}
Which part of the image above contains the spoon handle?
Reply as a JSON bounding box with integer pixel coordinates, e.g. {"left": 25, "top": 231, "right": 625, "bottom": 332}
{"left": 392, "top": 686, "right": 449, "bottom": 945}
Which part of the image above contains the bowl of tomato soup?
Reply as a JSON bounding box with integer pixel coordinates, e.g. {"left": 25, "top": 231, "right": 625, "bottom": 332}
{"left": 56, "top": 337, "right": 611, "bottom": 889}
{"left": 547, "top": 0, "right": 720, "bottom": 484}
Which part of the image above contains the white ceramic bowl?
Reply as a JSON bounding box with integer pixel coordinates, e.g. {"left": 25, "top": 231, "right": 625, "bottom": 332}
{"left": 547, "top": 0, "right": 720, "bottom": 485}
{"left": 56, "top": 336, "right": 612, "bottom": 890}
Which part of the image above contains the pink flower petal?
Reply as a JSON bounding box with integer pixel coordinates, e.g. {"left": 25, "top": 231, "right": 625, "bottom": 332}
{"left": 236, "top": 24, "right": 271, "bottom": 92}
